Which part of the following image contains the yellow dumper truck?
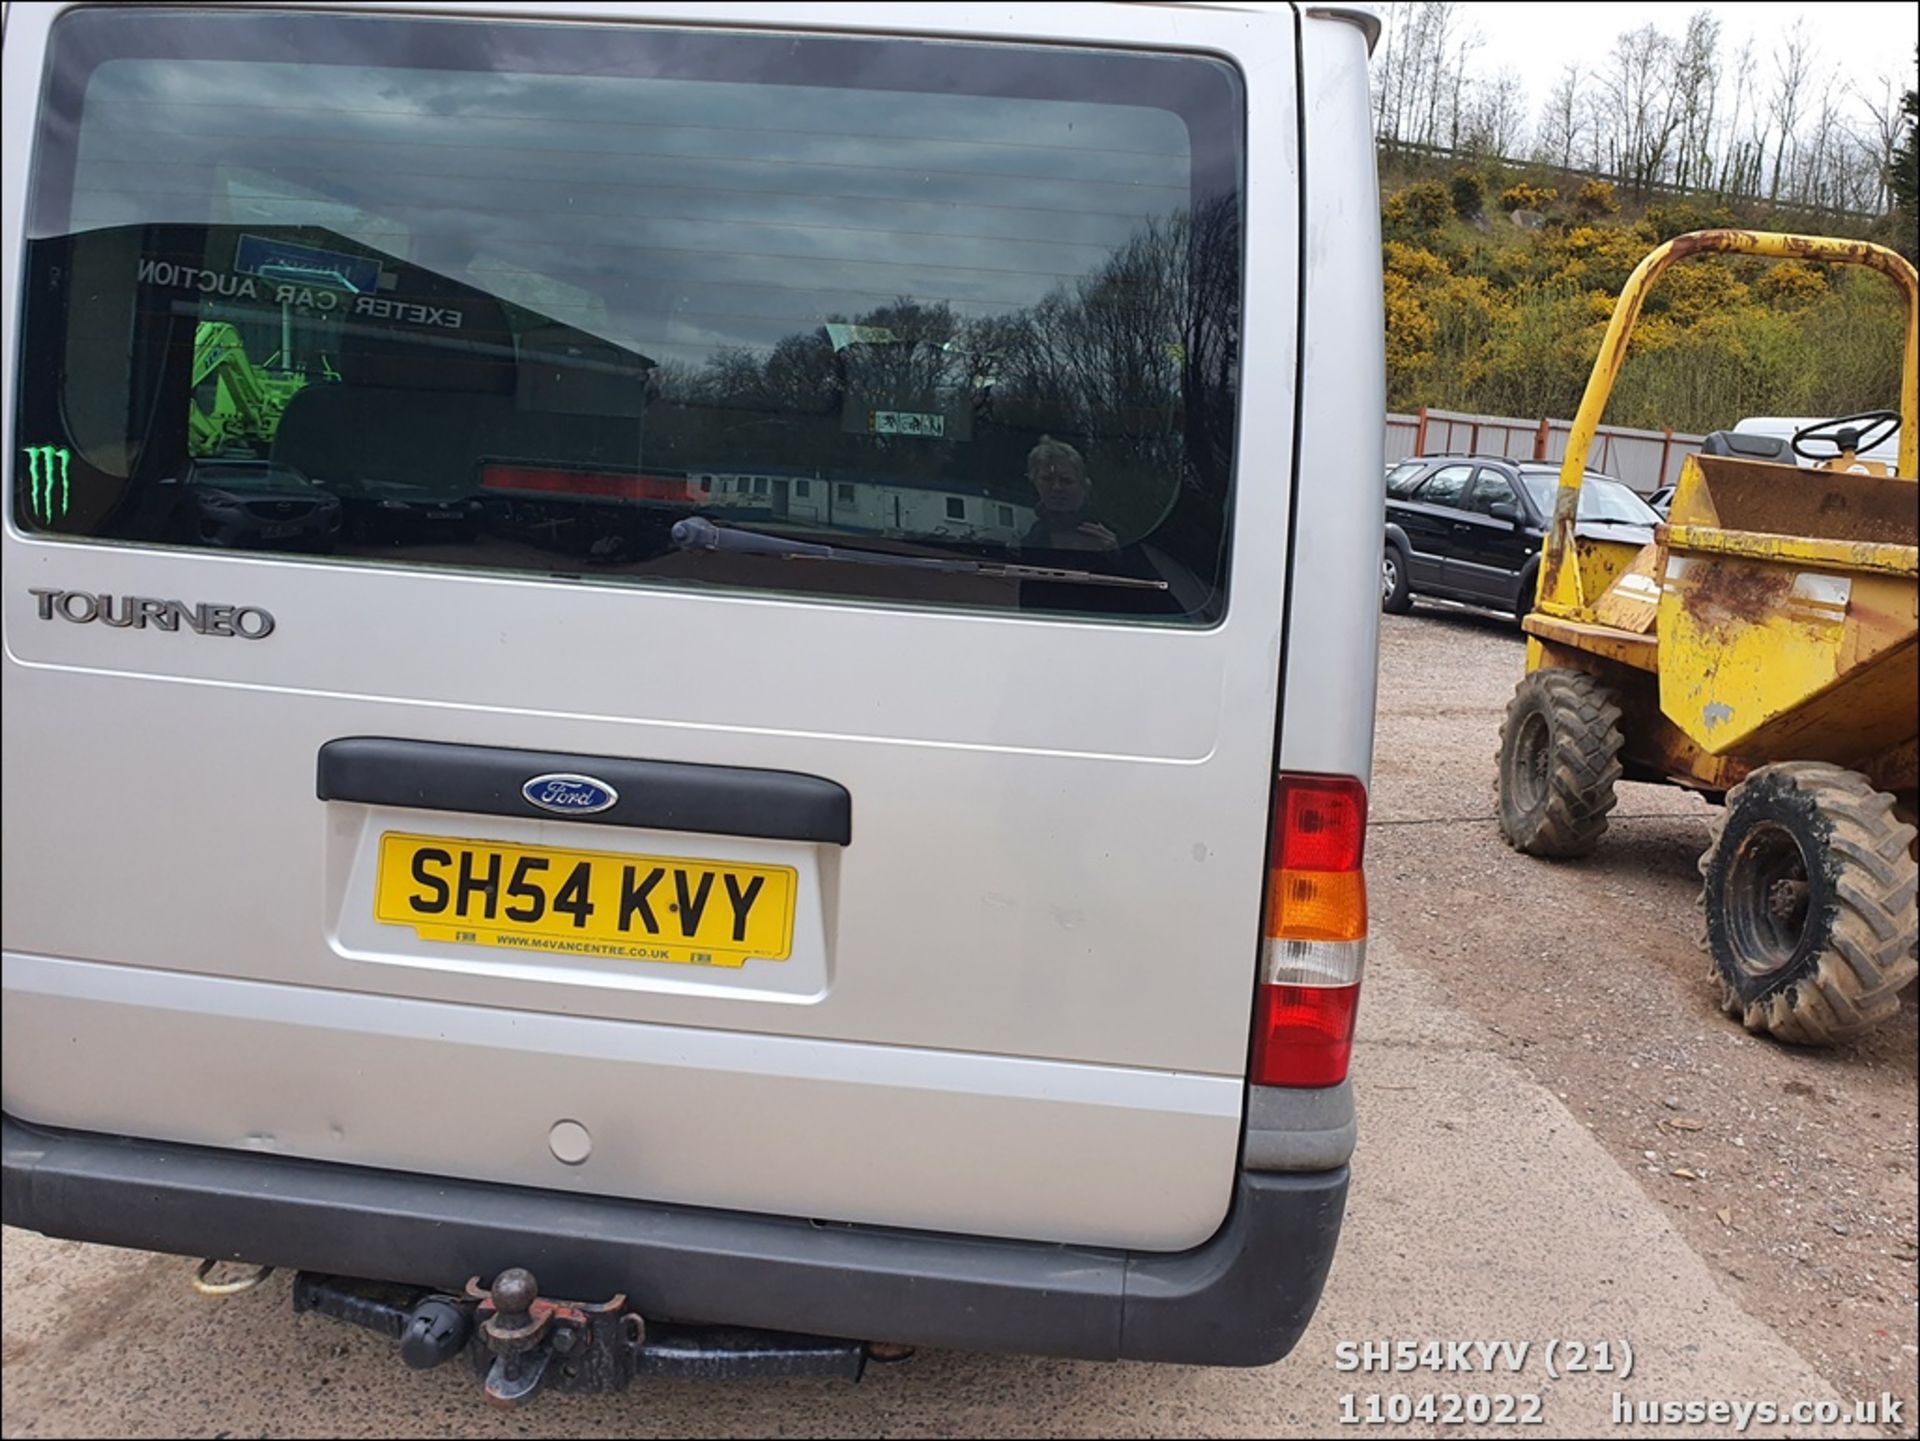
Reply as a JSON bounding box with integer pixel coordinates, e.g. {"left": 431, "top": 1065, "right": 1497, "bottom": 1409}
{"left": 1496, "top": 229, "right": 1918, "bottom": 1046}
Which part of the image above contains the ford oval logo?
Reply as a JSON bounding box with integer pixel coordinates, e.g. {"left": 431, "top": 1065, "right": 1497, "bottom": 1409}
{"left": 522, "top": 773, "right": 619, "bottom": 815}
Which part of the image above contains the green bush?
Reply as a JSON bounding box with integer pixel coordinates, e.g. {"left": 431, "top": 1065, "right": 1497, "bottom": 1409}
{"left": 1451, "top": 169, "right": 1486, "bottom": 221}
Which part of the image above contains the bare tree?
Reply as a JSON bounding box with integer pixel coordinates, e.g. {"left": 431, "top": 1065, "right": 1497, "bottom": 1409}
{"left": 1444, "top": 28, "right": 1484, "bottom": 150}
{"left": 1417, "top": 2, "right": 1458, "bottom": 147}
{"left": 1670, "top": 11, "right": 1720, "bottom": 192}
{"left": 1370, "top": 2, "right": 1486, "bottom": 156}
{"left": 1714, "top": 38, "right": 1763, "bottom": 198}
{"left": 1854, "top": 64, "right": 1916, "bottom": 212}
{"left": 1595, "top": 24, "right": 1683, "bottom": 198}
{"left": 1536, "top": 64, "right": 1587, "bottom": 170}
{"left": 1462, "top": 67, "right": 1527, "bottom": 157}
{"left": 1368, "top": 2, "right": 1895, "bottom": 221}
{"left": 1766, "top": 20, "right": 1814, "bottom": 202}
{"left": 1373, "top": 2, "right": 1456, "bottom": 152}
{"left": 1371, "top": 1, "right": 1400, "bottom": 144}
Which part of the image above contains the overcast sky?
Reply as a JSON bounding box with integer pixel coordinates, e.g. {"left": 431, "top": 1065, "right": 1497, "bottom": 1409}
{"left": 1458, "top": 2, "right": 1916, "bottom": 131}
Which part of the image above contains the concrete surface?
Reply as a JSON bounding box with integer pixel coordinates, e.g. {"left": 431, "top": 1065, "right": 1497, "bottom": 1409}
{"left": 0, "top": 954, "right": 1887, "bottom": 1437}
{"left": 1365, "top": 605, "right": 1916, "bottom": 1419}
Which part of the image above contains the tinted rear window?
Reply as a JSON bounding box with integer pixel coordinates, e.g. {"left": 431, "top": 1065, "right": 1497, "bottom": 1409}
{"left": 14, "top": 10, "right": 1244, "bottom": 623}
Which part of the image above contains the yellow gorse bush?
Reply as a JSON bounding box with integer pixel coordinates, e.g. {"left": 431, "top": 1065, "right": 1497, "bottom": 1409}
{"left": 1378, "top": 181, "right": 1904, "bottom": 432}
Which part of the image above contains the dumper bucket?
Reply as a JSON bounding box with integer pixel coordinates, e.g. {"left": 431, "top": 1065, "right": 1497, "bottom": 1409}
{"left": 1658, "top": 453, "right": 1919, "bottom": 762}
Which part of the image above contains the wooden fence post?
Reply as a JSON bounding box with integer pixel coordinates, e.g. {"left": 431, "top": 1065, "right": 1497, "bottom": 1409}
{"left": 1534, "top": 417, "right": 1550, "bottom": 461}
{"left": 1415, "top": 405, "right": 1429, "bottom": 454}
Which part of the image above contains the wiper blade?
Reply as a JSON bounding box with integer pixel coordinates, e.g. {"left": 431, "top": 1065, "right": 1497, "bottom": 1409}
{"left": 670, "top": 517, "right": 1169, "bottom": 590}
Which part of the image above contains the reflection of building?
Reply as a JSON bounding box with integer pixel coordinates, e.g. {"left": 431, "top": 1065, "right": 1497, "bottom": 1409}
{"left": 99, "top": 224, "right": 660, "bottom": 500}
{"left": 689, "top": 467, "right": 1033, "bottom": 545}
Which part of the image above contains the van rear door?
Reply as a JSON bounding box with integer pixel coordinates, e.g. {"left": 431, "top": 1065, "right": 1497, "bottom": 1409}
{"left": 2, "top": 3, "right": 1301, "bottom": 1251}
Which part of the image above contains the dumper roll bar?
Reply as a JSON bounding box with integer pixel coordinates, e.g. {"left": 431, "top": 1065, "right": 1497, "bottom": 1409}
{"left": 1540, "top": 229, "right": 1920, "bottom": 614}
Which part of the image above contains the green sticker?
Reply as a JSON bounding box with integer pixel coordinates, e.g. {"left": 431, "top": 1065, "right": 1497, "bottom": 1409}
{"left": 23, "top": 445, "right": 72, "bottom": 524}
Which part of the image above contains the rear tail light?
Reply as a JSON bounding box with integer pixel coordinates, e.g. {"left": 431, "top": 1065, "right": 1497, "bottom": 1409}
{"left": 1251, "top": 773, "right": 1366, "bottom": 1088}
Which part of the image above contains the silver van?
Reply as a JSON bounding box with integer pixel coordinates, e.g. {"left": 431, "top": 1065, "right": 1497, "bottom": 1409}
{"left": 2, "top": 0, "right": 1383, "bottom": 1389}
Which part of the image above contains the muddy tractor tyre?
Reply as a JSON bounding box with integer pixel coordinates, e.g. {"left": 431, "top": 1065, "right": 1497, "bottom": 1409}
{"left": 1701, "top": 762, "right": 1919, "bottom": 1046}
{"left": 1496, "top": 669, "right": 1624, "bottom": 858}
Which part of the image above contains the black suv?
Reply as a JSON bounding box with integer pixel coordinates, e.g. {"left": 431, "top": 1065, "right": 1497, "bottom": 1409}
{"left": 1382, "top": 455, "right": 1659, "bottom": 620}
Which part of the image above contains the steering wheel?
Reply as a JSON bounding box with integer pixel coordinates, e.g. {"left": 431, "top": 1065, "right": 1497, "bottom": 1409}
{"left": 1791, "top": 410, "right": 1899, "bottom": 461}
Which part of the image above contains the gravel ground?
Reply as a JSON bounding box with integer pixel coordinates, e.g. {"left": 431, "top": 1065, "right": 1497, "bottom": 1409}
{"left": 1370, "top": 604, "right": 1919, "bottom": 1419}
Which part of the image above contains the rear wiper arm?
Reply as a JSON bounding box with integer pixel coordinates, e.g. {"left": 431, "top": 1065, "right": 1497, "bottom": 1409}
{"left": 670, "top": 516, "right": 1169, "bottom": 590}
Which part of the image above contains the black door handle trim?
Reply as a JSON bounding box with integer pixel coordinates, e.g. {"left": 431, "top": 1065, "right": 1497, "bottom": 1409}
{"left": 318, "top": 738, "right": 851, "bottom": 845}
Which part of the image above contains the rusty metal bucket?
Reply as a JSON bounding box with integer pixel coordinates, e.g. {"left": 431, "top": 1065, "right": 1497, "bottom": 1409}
{"left": 1656, "top": 453, "right": 1918, "bottom": 774}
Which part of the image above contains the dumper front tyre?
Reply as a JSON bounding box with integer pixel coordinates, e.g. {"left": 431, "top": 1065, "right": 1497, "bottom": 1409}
{"left": 1496, "top": 670, "right": 1624, "bottom": 858}
{"left": 1702, "top": 763, "right": 1920, "bottom": 1046}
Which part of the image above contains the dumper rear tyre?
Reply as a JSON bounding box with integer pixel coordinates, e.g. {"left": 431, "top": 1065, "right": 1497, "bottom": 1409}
{"left": 1702, "top": 763, "right": 1920, "bottom": 1046}
{"left": 1496, "top": 670, "right": 1624, "bottom": 858}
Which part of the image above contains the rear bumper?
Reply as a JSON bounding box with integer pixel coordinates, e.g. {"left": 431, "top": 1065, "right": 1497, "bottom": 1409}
{"left": 1, "top": 1112, "right": 1346, "bottom": 1366}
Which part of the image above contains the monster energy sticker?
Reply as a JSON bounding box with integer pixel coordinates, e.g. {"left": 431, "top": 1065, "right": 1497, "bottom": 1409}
{"left": 23, "top": 445, "right": 71, "bottom": 524}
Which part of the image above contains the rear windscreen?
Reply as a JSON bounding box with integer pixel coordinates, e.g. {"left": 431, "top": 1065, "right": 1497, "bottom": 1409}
{"left": 15, "top": 10, "right": 1244, "bottom": 623}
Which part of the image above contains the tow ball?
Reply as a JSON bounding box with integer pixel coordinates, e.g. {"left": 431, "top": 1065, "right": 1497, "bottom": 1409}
{"left": 467, "top": 1267, "right": 641, "bottom": 1406}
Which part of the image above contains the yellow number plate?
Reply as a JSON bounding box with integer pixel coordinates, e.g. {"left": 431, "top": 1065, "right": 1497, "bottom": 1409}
{"left": 374, "top": 832, "right": 796, "bottom": 967}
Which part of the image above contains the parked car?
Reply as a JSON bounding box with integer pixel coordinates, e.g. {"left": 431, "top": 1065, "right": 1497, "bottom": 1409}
{"left": 164, "top": 457, "right": 342, "bottom": 552}
{"left": 327, "top": 475, "right": 485, "bottom": 544}
{"left": 1385, "top": 457, "right": 1424, "bottom": 490}
{"left": 1382, "top": 454, "right": 1659, "bottom": 620}
{"left": 3, "top": 0, "right": 1383, "bottom": 1393}
{"left": 1647, "top": 484, "right": 1675, "bottom": 517}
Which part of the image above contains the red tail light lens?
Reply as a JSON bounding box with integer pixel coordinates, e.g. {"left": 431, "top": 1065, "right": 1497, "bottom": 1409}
{"left": 1273, "top": 774, "right": 1367, "bottom": 872}
{"left": 1252, "top": 773, "right": 1367, "bottom": 1089}
{"left": 1254, "top": 982, "right": 1361, "bottom": 1089}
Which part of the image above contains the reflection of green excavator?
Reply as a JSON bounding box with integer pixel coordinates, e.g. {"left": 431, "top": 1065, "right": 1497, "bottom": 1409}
{"left": 188, "top": 321, "right": 332, "bottom": 456}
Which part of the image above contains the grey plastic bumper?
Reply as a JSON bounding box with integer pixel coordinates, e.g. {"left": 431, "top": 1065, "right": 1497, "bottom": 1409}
{"left": 2, "top": 1112, "right": 1346, "bottom": 1366}
{"left": 1244, "top": 1080, "right": 1356, "bottom": 1172}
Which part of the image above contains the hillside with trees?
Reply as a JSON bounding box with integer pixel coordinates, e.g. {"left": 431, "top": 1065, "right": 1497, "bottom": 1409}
{"left": 1373, "top": 4, "right": 1917, "bottom": 430}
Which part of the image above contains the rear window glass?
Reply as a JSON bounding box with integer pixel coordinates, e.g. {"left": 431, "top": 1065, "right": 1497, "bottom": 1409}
{"left": 14, "top": 10, "right": 1244, "bottom": 624}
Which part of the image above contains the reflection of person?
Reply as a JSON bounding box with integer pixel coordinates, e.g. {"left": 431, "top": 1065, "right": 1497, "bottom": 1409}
{"left": 1014, "top": 434, "right": 1174, "bottom": 617}
{"left": 1022, "top": 436, "right": 1117, "bottom": 553}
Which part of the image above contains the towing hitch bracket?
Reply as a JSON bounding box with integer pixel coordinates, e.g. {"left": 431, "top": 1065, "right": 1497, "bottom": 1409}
{"left": 467, "top": 1267, "right": 640, "bottom": 1407}
{"left": 291, "top": 1267, "right": 871, "bottom": 1404}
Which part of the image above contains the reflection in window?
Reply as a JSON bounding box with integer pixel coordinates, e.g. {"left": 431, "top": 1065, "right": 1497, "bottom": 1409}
{"left": 18, "top": 11, "right": 1242, "bottom": 623}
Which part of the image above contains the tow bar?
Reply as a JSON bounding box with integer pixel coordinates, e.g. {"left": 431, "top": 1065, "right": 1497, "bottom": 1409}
{"left": 469, "top": 1268, "right": 637, "bottom": 1404}
{"left": 288, "top": 1268, "right": 877, "bottom": 1405}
